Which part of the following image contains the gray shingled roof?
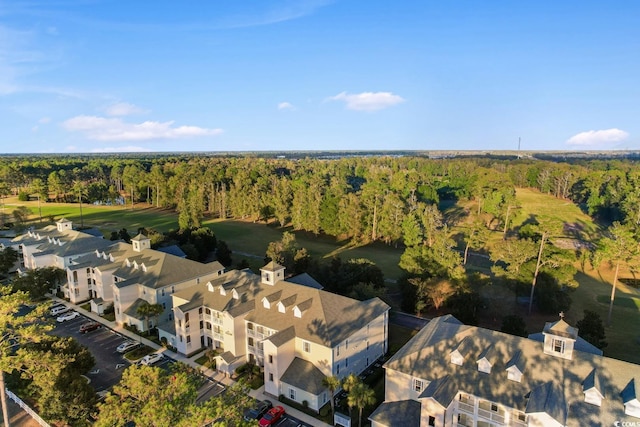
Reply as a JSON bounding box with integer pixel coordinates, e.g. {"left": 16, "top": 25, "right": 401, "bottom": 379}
{"left": 525, "top": 381, "right": 568, "bottom": 425}
{"left": 280, "top": 357, "right": 327, "bottom": 395}
{"left": 382, "top": 315, "right": 640, "bottom": 427}
{"left": 368, "top": 400, "right": 421, "bottom": 427}
{"left": 174, "top": 269, "right": 390, "bottom": 347}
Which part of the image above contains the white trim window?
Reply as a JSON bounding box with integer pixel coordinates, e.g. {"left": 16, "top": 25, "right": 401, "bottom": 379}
{"left": 413, "top": 378, "right": 424, "bottom": 393}
{"left": 553, "top": 338, "right": 565, "bottom": 354}
{"left": 303, "top": 341, "right": 311, "bottom": 353}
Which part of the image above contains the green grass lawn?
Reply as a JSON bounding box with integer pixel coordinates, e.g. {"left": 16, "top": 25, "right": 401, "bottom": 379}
{"left": 205, "top": 219, "right": 405, "bottom": 280}
{"left": 6, "top": 199, "right": 179, "bottom": 234}
{"left": 511, "top": 188, "right": 602, "bottom": 240}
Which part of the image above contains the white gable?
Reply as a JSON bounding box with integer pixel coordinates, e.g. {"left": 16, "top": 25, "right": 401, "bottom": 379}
{"left": 207, "top": 282, "right": 214, "bottom": 292}
{"left": 450, "top": 350, "right": 464, "bottom": 366}
{"left": 232, "top": 289, "right": 239, "bottom": 300}
{"left": 262, "top": 297, "right": 271, "bottom": 309}
{"left": 477, "top": 358, "right": 492, "bottom": 374}
{"left": 506, "top": 365, "right": 523, "bottom": 382}
{"left": 277, "top": 301, "right": 286, "bottom": 313}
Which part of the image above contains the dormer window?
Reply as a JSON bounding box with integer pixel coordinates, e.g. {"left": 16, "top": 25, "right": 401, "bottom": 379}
{"left": 278, "top": 301, "right": 285, "bottom": 313}
{"left": 232, "top": 289, "right": 239, "bottom": 300}
{"left": 141, "top": 263, "right": 147, "bottom": 272}
{"left": 125, "top": 258, "right": 131, "bottom": 267}
{"left": 262, "top": 297, "right": 271, "bottom": 309}
{"left": 553, "top": 339, "right": 565, "bottom": 354}
{"left": 207, "top": 282, "right": 214, "bottom": 292}
{"left": 477, "top": 345, "right": 494, "bottom": 374}
{"left": 621, "top": 378, "right": 640, "bottom": 418}
{"left": 583, "top": 369, "right": 604, "bottom": 407}
{"left": 220, "top": 286, "right": 226, "bottom": 296}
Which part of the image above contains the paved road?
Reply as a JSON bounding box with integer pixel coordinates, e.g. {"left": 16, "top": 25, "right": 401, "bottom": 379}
{"left": 390, "top": 311, "right": 430, "bottom": 330}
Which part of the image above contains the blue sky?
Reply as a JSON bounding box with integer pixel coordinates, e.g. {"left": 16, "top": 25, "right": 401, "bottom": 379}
{"left": 0, "top": 0, "right": 638, "bottom": 153}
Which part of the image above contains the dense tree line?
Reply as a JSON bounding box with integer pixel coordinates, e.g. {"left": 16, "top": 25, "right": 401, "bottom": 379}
{"left": 2, "top": 154, "right": 640, "bottom": 323}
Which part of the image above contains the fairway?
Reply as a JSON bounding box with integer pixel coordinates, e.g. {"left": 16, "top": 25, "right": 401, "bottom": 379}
{"left": 4, "top": 199, "right": 179, "bottom": 235}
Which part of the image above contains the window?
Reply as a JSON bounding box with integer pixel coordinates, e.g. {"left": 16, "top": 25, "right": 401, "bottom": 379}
{"left": 428, "top": 416, "right": 435, "bottom": 426}
{"left": 200, "top": 321, "right": 204, "bottom": 329}
{"left": 162, "top": 303, "right": 166, "bottom": 309}
{"left": 269, "top": 373, "right": 274, "bottom": 382}
{"left": 345, "top": 357, "right": 348, "bottom": 367}
{"left": 413, "top": 378, "right": 424, "bottom": 393}
{"left": 248, "top": 337, "right": 254, "bottom": 347}
{"left": 205, "top": 308, "right": 211, "bottom": 315}
{"left": 171, "top": 286, "right": 175, "bottom": 293}
{"left": 199, "top": 307, "right": 203, "bottom": 314}
{"left": 161, "top": 289, "right": 165, "bottom": 296}
{"left": 289, "top": 388, "right": 296, "bottom": 400}
{"left": 366, "top": 340, "right": 369, "bottom": 351}
{"left": 491, "top": 403, "right": 498, "bottom": 412}
{"left": 247, "top": 322, "right": 254, "bottom": 330}
{"left": 186, "top": 336, "right": 191, "bottom": 344}
{"left": 206, "top": 322, "right": 212, "bottom": 330}
{"left": 178, "top": 319, "right": 182, "bottom": 327}
{"left": 336, "top": 346, "right": 340, "bottom": 356}
{"left": 553, "top": 339, "right": 565, "bottom": 354}
{"left": 185, "top": 313, "right": 190, "bottom": 323}
{"left": 86, "top": 268, "right": 91, "bottom": 274}
{"left": 336, "top": 363, "right": 340, "bottom": 375}
{"left": 179, "top": 335, "right": 183, "bottom": 342}
{"left": 345, "top": 339, "right": 349, "bottom": 349}
{"left": 269, "top": 355, "right": 273, "bottom": 364}
{"left": 303, "top": 341, "right": 311, "bottom": 353}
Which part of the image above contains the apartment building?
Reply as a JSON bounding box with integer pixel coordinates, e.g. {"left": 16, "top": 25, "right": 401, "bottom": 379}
{"left": 369, "top": 314, "right": 640, "bottom": 427}
{"left": 165, "top": 261, "right": 390, "bottom": 412}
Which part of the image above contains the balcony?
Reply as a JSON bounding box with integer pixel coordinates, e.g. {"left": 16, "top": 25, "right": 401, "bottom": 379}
{"left": 457, "top": 401, "right": 474, "bottom": 415}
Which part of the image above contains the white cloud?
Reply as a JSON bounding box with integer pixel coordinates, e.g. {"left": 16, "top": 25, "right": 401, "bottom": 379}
{"left": 278, "top": 102, "right": 295, "bottom": 111}
{"left": 327, "top": 91, "right": 405, "bottom": 111}
{"left": 62, "top": 115, "right": 223, "bottom": 141}
{"left": 566, "top": 128, "right": 629, "bottom": 147}
{"left": 105, "top": 102, "right": 148, "bottom": 116}
{"left": 38, "top": 117, "right": 51, "bottom": 124}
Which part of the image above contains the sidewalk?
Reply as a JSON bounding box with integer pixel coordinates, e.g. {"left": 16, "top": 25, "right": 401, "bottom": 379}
{"left": 50, "top": 297, "right": 333, "bottom": 427}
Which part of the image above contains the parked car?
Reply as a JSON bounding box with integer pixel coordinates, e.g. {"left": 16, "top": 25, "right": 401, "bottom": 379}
{"left": 139, "top": 353, "right": 164, "bottom": 366}
{"left": 243, "top": 399, "right": 273, "bottom": 421}
{"left": 56, "top": 311, "right": 80, "bottom": 322}
{"left": 50, "top": 305, "right": 70, "bottom": 316}
{"left": 258, "top": 406, "right": 285, "bottom": 426}
{"left": 116, "top": 340, "right": 140, "bottom": 353}
{"left": 79, "top": 321, "right": 101, "bottom": 333}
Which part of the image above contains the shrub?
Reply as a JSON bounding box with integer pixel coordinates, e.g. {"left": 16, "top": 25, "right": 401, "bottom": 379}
{"left": 319, "top": 404, "right": 330, "bottom": 417}
{"left": 17, "top": 192, "right": 30, "bottom": 201}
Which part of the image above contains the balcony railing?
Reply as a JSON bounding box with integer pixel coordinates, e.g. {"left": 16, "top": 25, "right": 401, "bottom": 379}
{"left": 477, "top": 408, "right": 505, "bottom": 424}
{"left": 457, "top": 401, "right": 474, "bottom": 414}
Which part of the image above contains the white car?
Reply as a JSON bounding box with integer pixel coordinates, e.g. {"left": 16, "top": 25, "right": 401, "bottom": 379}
{"left": 139, "top": 353, "right": 164, "bottom": 366}
{"left": 116, "top": 340, "right": 140, "bottom": 353}
{"left": 56, "top": 311, "right": 80, "bottom": 322}
{"left": 50, "top": 305, "right": 70, "bottom": 316}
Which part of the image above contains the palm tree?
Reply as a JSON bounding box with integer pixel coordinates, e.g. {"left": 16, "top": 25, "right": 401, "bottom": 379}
{"left": 322, "top": 375, "right": 341, "bottom": 419}
{"left": 347, "top": 382, "right": 376, "bottom": 427}
{"left": 136, "top": 302, "right": 164, "bottom": 333}
{"left": 342, "top": 373, "right": 361, "bottom": 415}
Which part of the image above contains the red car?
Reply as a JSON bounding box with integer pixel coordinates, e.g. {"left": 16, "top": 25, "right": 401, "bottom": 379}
{"left": 258, "top": 405, "right": 285, "bottom": 426}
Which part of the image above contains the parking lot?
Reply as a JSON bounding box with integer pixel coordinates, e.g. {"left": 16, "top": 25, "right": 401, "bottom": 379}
{"left": 52, "top": 311, "right": 134, "bottom": 392}
{"left": 52, "top": 310, "right": 227, "bottom": 403}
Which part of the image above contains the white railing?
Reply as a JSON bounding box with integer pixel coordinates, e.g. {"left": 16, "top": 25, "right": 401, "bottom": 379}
{"left": 457, "top": 401, "right": 474, "bottom": 414}
{"left": 477, "top": 408, "right": 505, "bottom": 424}
{"left": 5, "top": 388, "right": 51, "bottom": 427}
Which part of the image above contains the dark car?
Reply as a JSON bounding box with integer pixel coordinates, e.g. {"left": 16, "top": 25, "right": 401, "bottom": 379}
{"left": 79, "top": 321, "right": 102, "bottom": 334}
{"left": 258, "top": 405, "right": 285, "bottom": 426}
{"left": 243, "top": 399, "right": 273, "bottom": 421}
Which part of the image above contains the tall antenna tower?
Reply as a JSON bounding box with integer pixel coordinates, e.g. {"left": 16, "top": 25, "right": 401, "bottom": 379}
{"left": 517, "top": 137, "right": 521, "bottom": 158}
